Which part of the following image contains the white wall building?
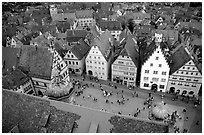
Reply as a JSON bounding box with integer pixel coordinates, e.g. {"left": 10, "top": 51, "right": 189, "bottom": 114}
{"left": 166, "top": 46, "right": 202, "bottom": 97}
{"left": 85, "top": 31, "right": 114, "bottom": 80}
{"left": 64, "top": 39, "right": 90, "bottom": 75}
{"left": 140, "top": 33, "right": 170, "bottom": 92}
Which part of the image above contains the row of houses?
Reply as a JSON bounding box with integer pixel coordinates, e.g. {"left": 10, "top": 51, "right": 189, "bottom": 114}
{"left": 2, "top": 28, "right": 202, "bottom": 98}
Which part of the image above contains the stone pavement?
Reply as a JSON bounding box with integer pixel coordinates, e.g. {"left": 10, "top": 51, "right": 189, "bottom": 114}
{"left": 67, "top": 73, "right": 202, "bottom": 133}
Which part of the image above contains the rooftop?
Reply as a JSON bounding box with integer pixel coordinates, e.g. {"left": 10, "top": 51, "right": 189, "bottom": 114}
{"left": 2, "top": 69, "right": 29, "bottom": 89}
{"left": 18, "top": 46, "right": 53, "bottom": 80}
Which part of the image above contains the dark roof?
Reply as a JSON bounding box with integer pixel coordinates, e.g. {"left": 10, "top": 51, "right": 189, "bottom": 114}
{"left": 20, "top": 32, "right": 39, "bottom": 45}
{"left": 2, "top": 90, "right": 81, "bottom": 133}
{"left": 56, "top": 21, "right": 72, "bottom": 33}
{"left": 66, "top": 30, "right": 88, "bottom": 42}
{"left": 54, "top": 42, "right": 67, "bottom": 58}
{"left": 119, "top": 36, "right": 139, "bottom": 67}
{"left": 97, "top": 21, "right": 122, "bottom": 31}
{"left": 70, "top": 39, "right": 91, "bottom": 60}
{"left": 75, "top": 10, "right": 93, "bottom": 18}
{"left": 2, "top": 47, "right": 21, "bottom": 74}
{"left": 141, "top": 41, "right": 169, "bottom": 65}
{"left": 168, "top": 46, "right": 191, "bottom": 74}
{"left": 2, "top": 69, "right": 29, "bottom": 89}
{"left": 18, "top": 46, "right": 53, "bottom": 80}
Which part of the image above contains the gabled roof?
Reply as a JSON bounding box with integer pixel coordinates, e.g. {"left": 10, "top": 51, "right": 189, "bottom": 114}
{"left": 119, "top": 36, "right": 139, "bottom": 67}
{"left": 92, "top": 30, "right": 114, "bottom": 61}
{"left": 167, "top": 46, "right": 191, "bottom": 75}
{"left": 70, "top": 39, "right": 91, "bottom": 60}
{"left": 141, "top": 40, "right": 169, "bottom": 65}
{"left": 2, "top": 47, "right": 21, "bottom": 74}
{"left": 56, "top": 21, "right": 72, "bottom": 33}
{"left": 2, "top": 69, "right": 29, "bottom": 89}
{"left": 18, "top": 46, "right": 53, "bottom": 80}
{"left": 66, "top": 30, "right": 88, "bottom": 42}
{"left": 97, "top": 21, "right": 122, "bottom": 31}
{"left": 75, "top": 10, "right": 93, "bottom": 19}
{"left": 54, "top": 42, "right": 67, "bottom": 58}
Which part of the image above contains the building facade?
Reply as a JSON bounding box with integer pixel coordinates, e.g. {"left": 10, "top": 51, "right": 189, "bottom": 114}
{"left": 167, "top": 46, "right": 202, "bottom": 97}
{"left": 112, "top": 36, "right": 139, "bottom": 87}
{"left": 140, "top": 34, "right": 170, "bottom": 92}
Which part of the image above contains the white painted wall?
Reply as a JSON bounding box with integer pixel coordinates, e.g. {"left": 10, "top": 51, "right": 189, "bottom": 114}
{"left": 85, "top": 46, "right": 108, "bottom": 80}
{"left": 166, "top": 60, "right": 202, "bottom": 96}
{"left": 140, "top": 45, "right": 170, "bottom": 92}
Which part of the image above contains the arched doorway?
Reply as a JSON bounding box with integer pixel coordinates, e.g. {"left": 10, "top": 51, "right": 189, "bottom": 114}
{"left": 176, "top": 89, "right": 180, "bottom": 95}
{"left": 151, "top": 84, "right": 158, "bottom": 91}
{"left": 38, "top": 91, "right": 44, "bottom": 97}
{"left": 182, "top": 90, "right": 187, "bottom": 96}
{"left": 88, "top": 70, "right": 93, "bottom": 76}
{"left": 169, "top": 87, "right": 175, "bottom": 93}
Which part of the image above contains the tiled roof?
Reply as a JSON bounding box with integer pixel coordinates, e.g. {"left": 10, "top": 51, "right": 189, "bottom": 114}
{"left": 75, "top": 10, "right": 93, "bottom": 19}
{"left": 120, "top": 36, "right": 139, "bottom": 67}
{"left": 167, "top": 46, "right": 191, "bottom": 75}
{"left": 97, "top": 21, "right": 122, "bottom": 31}
{"left": 56, "top": 21, "right": 72, "bottom": 33}
{"left": 141, "top": 40, "right": 169, "bottom": 65}
{"left": 66, "top": 30, "right": 88, "bottom": 42}
{"left": 2, "top": 47, "right": 21, "bottom": 74}
{"left": 70, "top": 39, "right": 91, "bottom": 60}
{"left": 2, "top": 69, "right": 29, "bottom": 89}
{"left": 54, "top": 42, "right": 67, "bottom": 58}
{"left": 92, "top": 30, "right": 114, "bottom": 61}
{"left": 18, "top": 46, "right": 53, "bottom": 80}
{"left": 30, "top": 35, "right": 51, "bottom": 48}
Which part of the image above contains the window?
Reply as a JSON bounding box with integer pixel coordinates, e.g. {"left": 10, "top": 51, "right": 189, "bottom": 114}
{"left": 159, "top": 85, "right": 165, "bottom": 89}
{"left": 183, "top": 67, "right": 185, "bottom": 69}
{"left": 195, "top": 73, "right": 198, "bottom": 75}
{"left": 186, "top": 72, "right": 188, "bottom": 74}
{"left": 90, "top": 61, "right": 92, "bottom": 63}
{"left": 99, "top": 62, "right": 100, "bottom": 64}
{"left": 152, "top": 77, "right": 159, "bottom": 82}
{"left": 72, "top": 61, "right": 75, "bottom": 65}
{"left": 67, "top": 54, "right": 70, "bottom": 58}
{"left": 144, "top": 77, "right": 149, "bottom": 81}
{"left": 192, "top": 67, "right": 195, "bottom": 70}
{"left": 153, "top": 71, "right": 158, "bottom": 74}
{"left": 187, "top": 67, "right": 190, "bottom": 70}
{"left": 162, "top": 72, "right": 166, "bottom": 75}
{"left": 145, "top": 70, "right": 149, "bottom": 73}
{"left": 150, "top": 63, "right": 153, "bottom": 66}
{"left": 76, "top": 62, "right": 78, "bottom": 65}
{"left": 179, "top": 78, "right": 184, "bottom": 80}
{"left": 89, "top": 56, "right": 91, "bottom": 58}
{"left": 159, "top": 64, "right": 162, "bottom": 67}
{"left": 118, "top": 61, "right": 124, "bottom": 64}
{"left": 191, "top": 72, "right": 193, "bottom": 75}
{"left": 98, "top": 57, "right": 100, "bottom": 59}
{"left": 94, "top": 56, "right": 96, "bottom": 59}
{"left": 189, "top": 91, "right": 194, "bottom": 95}
{"left": 161, "top": 78, "right": 166, "bottom": 82}
{"left": 69, "top": 61, "right": 71, "bottom": 65}
{"left": 93, "top": 51, "right": 94, "bottom": 53}
{"left": 71, "top": 55, "right": 74, "bottom": 58}
{"left": 102, "top": 62, "right": 104, "bottom": 65}
{"left": 189, "top": 62, "right": 191, "bottom": 65}
{"left": 144, "top": 83, "right": 149, "bottom": 87}
{"left": 156, "top": 57, "right": 159, "bottom": 60}
{"left": 95, "top": 61, "right": 97, "bottom": 64}
{"left": 181, "top": 71, "right": 183, "bottom": 74}
{"left": 102, "top": 68, "right": 104, "bottom": 70}
{"left": 124, "top": 72, "right": 128, "bottom": 75}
